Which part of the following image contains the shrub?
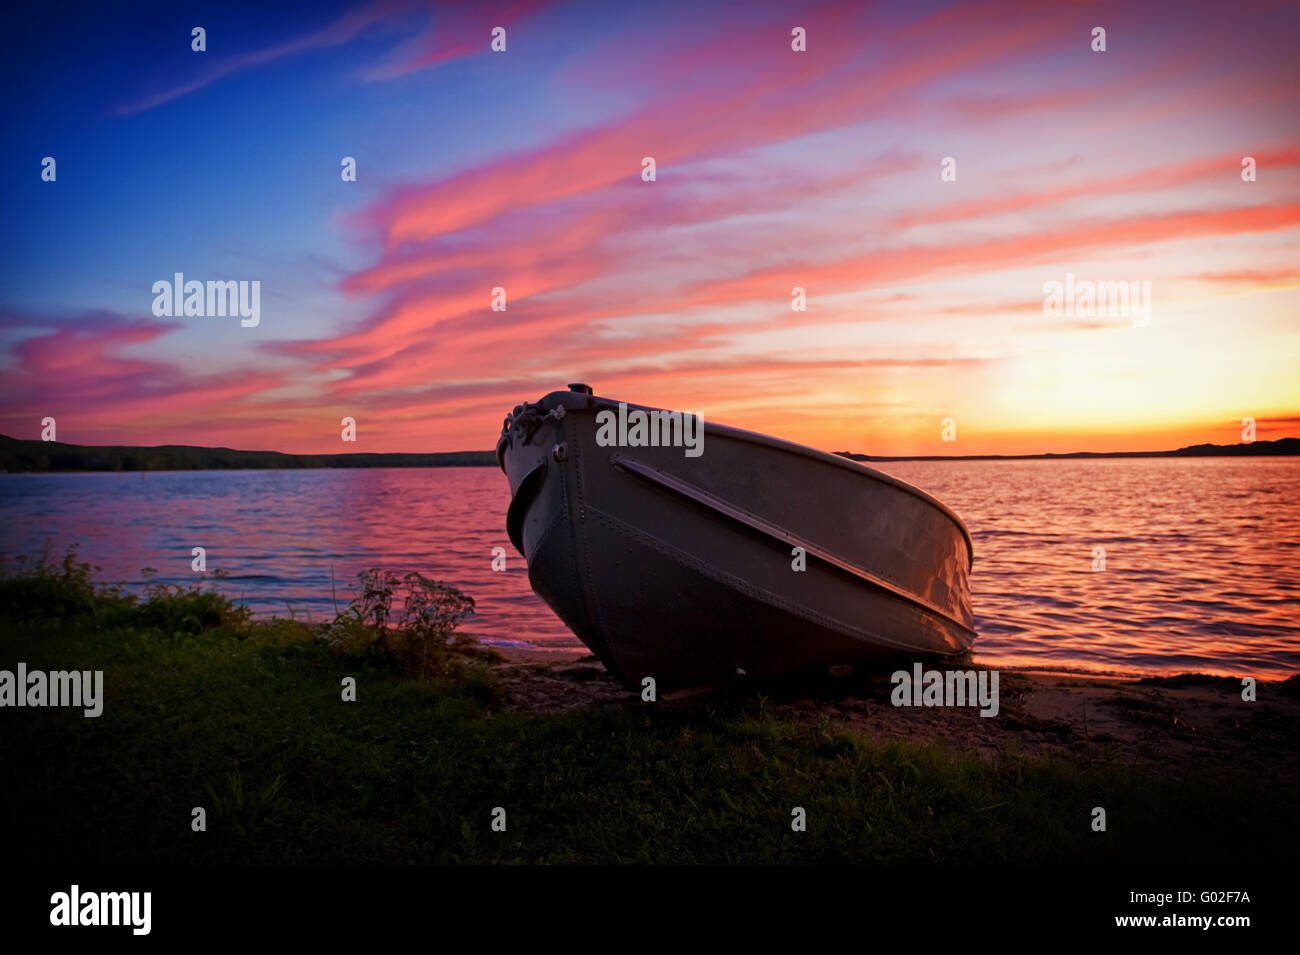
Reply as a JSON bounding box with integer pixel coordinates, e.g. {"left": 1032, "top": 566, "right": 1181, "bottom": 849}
{"left": 0, "top": 549, "right": 480, "bottom": 679}
{"left": 0, "top": 543, "right": 252, "bottom": 634}
{"left": 319, "top": 567, "right": 476, "bottom": 678}
{"left": 136, "top": 581, "right": 253, "bottom": 635}
{"left": 0, "top": 543, "right": 128, "bottom": 623}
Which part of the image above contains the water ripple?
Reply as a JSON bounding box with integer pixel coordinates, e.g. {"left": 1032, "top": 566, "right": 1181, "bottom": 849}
{"left": 2, "top": 457, "right": 1298, "bottom": 677}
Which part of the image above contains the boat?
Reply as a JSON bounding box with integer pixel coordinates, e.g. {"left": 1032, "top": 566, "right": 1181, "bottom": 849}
{"left": 496, "top": 384, "right": 976, "bottom": 688}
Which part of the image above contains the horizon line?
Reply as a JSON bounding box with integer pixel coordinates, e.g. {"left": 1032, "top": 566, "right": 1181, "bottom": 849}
{"left": 3, "top": 432, "right": 1298, "bottom": 468}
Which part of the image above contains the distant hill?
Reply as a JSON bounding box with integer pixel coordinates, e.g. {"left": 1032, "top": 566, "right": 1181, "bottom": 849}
{"left": 1, "top": 433, "right": 1296, "bottom": 473}
{"left": 835, "top": 436, "right": 1300, "bottom": 462}
{"left": 0, "top": 434, "right": 496, "bottom": 472}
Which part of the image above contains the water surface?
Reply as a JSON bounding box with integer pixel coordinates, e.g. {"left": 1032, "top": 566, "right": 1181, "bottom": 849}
{"left": 2, "top": 459, "right": 1296, "bottom": 677}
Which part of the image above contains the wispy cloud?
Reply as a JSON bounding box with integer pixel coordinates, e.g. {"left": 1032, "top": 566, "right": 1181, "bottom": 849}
{"left": 112, "top": 3, "right": 405, "bottom": 116}
{"left": 7, "top": 0, "right": 1299, "bottom": 454}
{"left": 112, "top": 0, "right": 552, "bottom": 117}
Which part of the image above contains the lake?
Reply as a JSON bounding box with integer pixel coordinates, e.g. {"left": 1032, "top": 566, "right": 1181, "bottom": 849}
{"left": 2, "top": 458, "right": 1296, "bottom": 677}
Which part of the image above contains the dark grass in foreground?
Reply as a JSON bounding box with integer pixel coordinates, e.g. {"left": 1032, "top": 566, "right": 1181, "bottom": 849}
{"left": 1, "top": 555, "right": 1294, "bottom": 864}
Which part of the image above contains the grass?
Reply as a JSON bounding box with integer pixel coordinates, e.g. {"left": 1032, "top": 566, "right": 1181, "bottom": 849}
{"left": 1, "top": 550, "right": 1294, "bottom": 864}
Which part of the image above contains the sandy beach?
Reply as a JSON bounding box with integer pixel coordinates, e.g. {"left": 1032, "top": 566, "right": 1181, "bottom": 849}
{"left": 492, "top": 648, "right": 1300, "bottom": 785}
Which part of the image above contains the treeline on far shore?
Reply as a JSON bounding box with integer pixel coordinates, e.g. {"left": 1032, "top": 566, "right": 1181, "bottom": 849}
{"left": 0, "top": 434, "right": 497, "bottom": 473}
{"left": 3, "top": 432, "right": 1297, "bottom": 474}
{"left": 839, "top": 436, "right": 1300, "bottom": 462}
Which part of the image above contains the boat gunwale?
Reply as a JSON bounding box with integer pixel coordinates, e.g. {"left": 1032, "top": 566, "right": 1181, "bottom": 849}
{"left": 529, "top": 391, "right": 976, "bottom": 568}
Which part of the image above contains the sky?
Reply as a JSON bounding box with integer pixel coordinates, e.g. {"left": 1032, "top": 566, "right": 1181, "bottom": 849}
{"left": 1, "top": 0, "right": 1297, "bottom": 456}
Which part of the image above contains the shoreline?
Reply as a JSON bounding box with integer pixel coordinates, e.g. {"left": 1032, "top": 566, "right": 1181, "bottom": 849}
{"left": 483, "top": 641, "right": 1292, "bottom": 683}
{"left": 490, "top": 648, "right": 1300, "bottom": 785}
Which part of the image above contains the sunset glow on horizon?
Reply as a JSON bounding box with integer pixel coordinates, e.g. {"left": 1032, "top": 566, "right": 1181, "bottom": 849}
{"left": 2, "top": 0, "right": 1298, "bottom": 456}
